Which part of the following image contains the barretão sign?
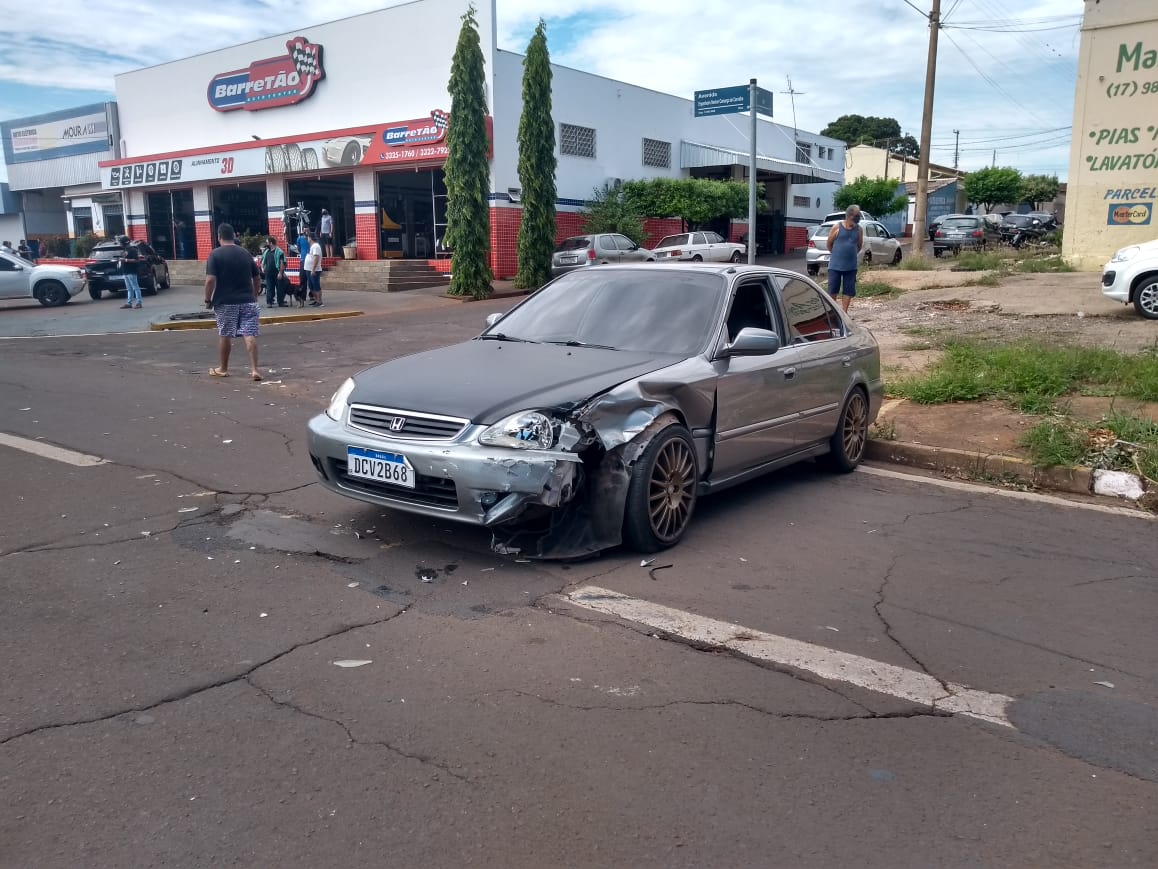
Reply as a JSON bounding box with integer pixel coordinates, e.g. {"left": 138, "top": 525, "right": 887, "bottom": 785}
{"left": 207, "top": 37, "right": 325, "bottom": 113}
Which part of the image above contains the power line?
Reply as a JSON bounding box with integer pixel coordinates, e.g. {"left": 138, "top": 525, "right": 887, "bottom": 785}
{"left": 942, "top": 30, "right": 1053, "bottom": 128}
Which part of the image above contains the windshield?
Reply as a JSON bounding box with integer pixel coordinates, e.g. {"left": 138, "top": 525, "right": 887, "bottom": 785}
{"left": 555, "top": 237, "right": 592, "bottom": 252}
{"left": 655, "top": 234, "right": 689, "bottom": 249}
{"left": 484, "top": 269, "right": 726, "bottom": 355}
{"left": 89, "top": 247, "right": 123, "bottom": 260}
{"left": 943, "top": 218, "right": 980, "bottom": 229}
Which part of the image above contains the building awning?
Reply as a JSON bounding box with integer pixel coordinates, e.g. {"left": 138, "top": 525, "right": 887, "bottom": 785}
{"left": 681, "top": 141, "right": 843, "bottom": 184}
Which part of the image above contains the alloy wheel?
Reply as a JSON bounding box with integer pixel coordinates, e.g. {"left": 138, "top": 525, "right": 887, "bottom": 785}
{"left": 842, "top": 391, "right": 869, "bottom": 463}
{"left": 648, "top": 437, "right": 696, "bottom": 543}
{"left": 1137, "top": 280, "right": 1158, "bottom": 318}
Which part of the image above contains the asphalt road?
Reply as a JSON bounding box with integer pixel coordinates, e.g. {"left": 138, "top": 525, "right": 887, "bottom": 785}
{"left": 1, "top": 300, "right": 1155, "bottom": 868}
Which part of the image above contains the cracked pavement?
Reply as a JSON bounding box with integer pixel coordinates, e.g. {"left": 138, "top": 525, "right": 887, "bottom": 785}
{"left": 2, "top": 306, "right": 1156, "bottom": 867}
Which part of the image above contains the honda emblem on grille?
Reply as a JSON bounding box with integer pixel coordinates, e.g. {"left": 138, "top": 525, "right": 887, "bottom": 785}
{"left": 389, "top": 416, "right": 406, "bottom": 432}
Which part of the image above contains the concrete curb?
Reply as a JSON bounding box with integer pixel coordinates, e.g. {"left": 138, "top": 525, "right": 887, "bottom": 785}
{"left": 865, "top": 439, "right": 1156, "bottom": 505}
{"left": 440, "top": 289, "right": 532, "bottom": 303}
{"left": 149, "top": 310, "right": 364, "bottom": 331}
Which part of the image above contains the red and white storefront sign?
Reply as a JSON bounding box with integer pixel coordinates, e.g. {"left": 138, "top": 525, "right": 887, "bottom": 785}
{"left": 97, "top": 111, "right": 475, "bottom": 189}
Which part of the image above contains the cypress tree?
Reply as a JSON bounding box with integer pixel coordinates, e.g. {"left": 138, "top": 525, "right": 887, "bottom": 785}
{"left": 444, "top": 4, "right": 493, "bottom": 299}
{"left": 514, "top": 20, "right": 556, "bottom": 290}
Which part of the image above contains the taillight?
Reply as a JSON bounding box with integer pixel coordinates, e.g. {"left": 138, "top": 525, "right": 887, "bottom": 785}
{"left": 808, "top": 240, "right": 816, "bottom": 248}
{"left": 587, "top": 247, "right": 596, "bottom": 261}
{"left": 935, "top": 230, "right": 944, "bottom": 238}
{"left": 972, "top": 229, "right": 983, "bottom": 238}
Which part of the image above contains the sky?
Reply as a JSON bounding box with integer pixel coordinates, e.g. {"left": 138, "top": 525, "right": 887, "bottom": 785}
{"left": 0, "top": 0, "right": 1082, "bottom": 184}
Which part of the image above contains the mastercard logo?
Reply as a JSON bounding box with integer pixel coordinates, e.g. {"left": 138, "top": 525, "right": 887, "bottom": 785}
{"left": 1108, "top": 203, "right": 1152, "bottom": 225}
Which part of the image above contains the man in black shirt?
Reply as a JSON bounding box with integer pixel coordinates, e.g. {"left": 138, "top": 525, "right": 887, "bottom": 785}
{"left": 204, "top": 223, "right": 263, "bottom": 381}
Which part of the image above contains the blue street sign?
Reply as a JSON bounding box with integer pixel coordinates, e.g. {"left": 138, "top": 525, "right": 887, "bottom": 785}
{"left": 754, "top": 86, "right": 774, "bottom": 118}
{"left": 694, "top": 85, "right": 750, "bottom": 117}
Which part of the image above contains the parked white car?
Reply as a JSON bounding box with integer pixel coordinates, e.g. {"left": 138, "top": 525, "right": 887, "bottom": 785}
{"left": 805, "top": 220, "right": 902, "bottom": 276}
{"left": 0, "top": 251, "right": 86, "bottom": 306}
{"left": 1102, "top": 238, "right": 1158, "bottom": 319}
{"left": 651, "top": 231, "right": 746, "bottom": 263}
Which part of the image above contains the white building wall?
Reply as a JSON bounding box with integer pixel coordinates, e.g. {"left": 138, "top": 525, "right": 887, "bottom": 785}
{"left": 491, "top": 51, "right": 842, "bottom": 220}
{"left": 114, "top": 0, "right": 496, "bottom": 157}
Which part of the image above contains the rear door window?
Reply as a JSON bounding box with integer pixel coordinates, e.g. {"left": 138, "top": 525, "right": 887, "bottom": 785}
{"left": 778, "top": 278, "right": 845, "bottom": 343}
{"left": 556, "top": 237, "right": 591, "bottom": 252}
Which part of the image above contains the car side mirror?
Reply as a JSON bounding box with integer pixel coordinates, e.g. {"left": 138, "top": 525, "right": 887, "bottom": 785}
{"left": 722, "top": 327, "right": 781, "bottom": 358}
{"left": 485, "top": 312, "right": 503, "bottom": 328}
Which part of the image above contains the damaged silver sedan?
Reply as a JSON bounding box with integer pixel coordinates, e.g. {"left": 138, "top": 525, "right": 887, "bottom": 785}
{"left": 307, "top": 264, "right": 882, "bottom": 558}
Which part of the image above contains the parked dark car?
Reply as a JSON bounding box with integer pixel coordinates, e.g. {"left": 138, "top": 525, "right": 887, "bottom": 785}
{"left": 84, "top": 240, "right": 171, "bottom": 300}
{"left": 307, "top": 264, "right": 882, "bottom": 559}
{"left": 998, "top": 213, "right": 1046, "bottom": 245}
{"left": 932, "top": 215, "right": 1002, "bottom": 256}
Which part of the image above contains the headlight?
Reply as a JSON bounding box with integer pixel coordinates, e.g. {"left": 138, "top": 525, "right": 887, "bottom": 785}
{"left": 1111, "top": 246, "right": 1140, "bottom": 263}
{"left": 479, "top": 410, "right": 556, "bottom": 450}
{"left": 325, "top": 377, "right": 355, "bottom": 421}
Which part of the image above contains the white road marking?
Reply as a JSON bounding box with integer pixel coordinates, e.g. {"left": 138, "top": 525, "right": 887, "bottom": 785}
{"left": 857, "top": 465, "right": 1154, "bottom": 520}
{"left": 0, "top": 432, "right": 108, "bottom": 467}
{"left": 0, "top": 330, "right": 158, "bottom": 340}
{"left": 565, "top": 586, "right": 1014, "bottom": 727}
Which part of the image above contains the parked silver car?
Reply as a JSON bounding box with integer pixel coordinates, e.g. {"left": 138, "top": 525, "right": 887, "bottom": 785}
{"left": 805, "top": 220, "right": 902, "bottom": 276}
{"left": 0, "top": 251, "right": 86, "bottom": 306}
{"left": 551, "top": 234, "right": 654, "bottom": 276}
{"left": 307, "top": 264, "right": 882, "bottom": 559}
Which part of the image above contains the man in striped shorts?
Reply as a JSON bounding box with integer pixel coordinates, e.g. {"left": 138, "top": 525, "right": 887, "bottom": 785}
{"left": 204, "top": 223, "right": 264, "bottom": 381}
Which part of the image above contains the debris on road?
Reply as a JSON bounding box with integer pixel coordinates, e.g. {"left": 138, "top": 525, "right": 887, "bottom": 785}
{"left": 333, "top": 659, "right": 372, "bottom": 668}
{"left": 1093, "top": 680, "right": 1115, "bottom": 689}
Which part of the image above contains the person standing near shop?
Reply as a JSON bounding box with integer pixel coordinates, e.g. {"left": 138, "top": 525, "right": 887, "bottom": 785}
{"left": 261, "top": 236, "right": 287, "bottom": 307}
{"left": 305, "top": 230, "right": 324, "bottom": 307}
{"left": 825, "top": 205, "right": 863, "bottom": 313}
{"left": 119, "top": 236, "right": 143, "bottom": 309}
{"left": 204, "top": 223, "right": 263, "bottom": 381}
{"left": 319, "top": 208, "right": 333, "bottom": 258}
{"left": 296, "top": 225, "right": 310, "bottom": 301}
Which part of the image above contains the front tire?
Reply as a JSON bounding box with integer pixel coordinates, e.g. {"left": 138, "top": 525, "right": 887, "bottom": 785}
{"left": 820, "top": 389, "right": 869, "bottom": 473}
{"left": 1134, "top": 277, "right": 1158, "bottom": 319}
{"left": 730, "top": 250, "right": 743, "bottom": 263}
{"left": 622, "top": 424, "right": 699, "bottom": 553}
{"left": 37, "top": 281, "right": 69, "bottom": 307}
{"left": 892, "top": 248, "right": 902, "bottom": 265}
{"left": 159, "top": 267, "right": 170, "bottom": 290}
{"left": 89, "top": 285, "right": 102, "bottom": 300}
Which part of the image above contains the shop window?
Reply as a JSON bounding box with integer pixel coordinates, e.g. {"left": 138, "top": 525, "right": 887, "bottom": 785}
{"left": 72, "top": 206, "right": 94, "bottom": 237}
{"left": 792, "top": 195, "right": 811, "bottom": 208}
{"left": 642, "top": 138, "right": 671, "bottom": 168}
{"left": 795, "top": 141, "right": 812, "bottom": 163}
{"left": 561, "top": 123, "right": 596, "bottom": 159}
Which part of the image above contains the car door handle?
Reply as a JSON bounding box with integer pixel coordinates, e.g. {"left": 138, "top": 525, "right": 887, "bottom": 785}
{"left": 783, "top": 367, "right": 797, "bottom": 380}
{"left": 841, "top": 355, "right": 852, "bottom": 367}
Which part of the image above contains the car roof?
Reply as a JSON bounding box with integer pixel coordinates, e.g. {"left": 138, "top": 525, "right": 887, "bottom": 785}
{"left": 581, "top": 263, "right": 803, "bottom": 279}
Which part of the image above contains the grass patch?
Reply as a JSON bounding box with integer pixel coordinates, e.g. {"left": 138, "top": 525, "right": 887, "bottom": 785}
{"left": 967, "top": 272, "right": 1003, "bottom": 287}
{"left": 953, "top": 250, "right": 1007, "bottom": 271}
{"left": 1014, "top": 255, "right": 1074, "bottom": 273}
{"left": 857, "top": 280, "right": 903, "bottom": 298}
{"left": 1022, "top": 412, "right": 1158, "bottom": 480}
{"left": 891, "top": 340, "right": 1158, "bottom": 413}
{"left": 898, "top": 255, "right": 934, "bottom": 271}
{"left": 870, "top": 418, "right": 898, "bottom": 441}
{"left": 901, "top": 340, "right": 935, "bottom": 351}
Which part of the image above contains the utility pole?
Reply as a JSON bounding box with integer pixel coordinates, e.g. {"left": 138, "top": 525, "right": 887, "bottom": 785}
{"left": 992, "top": 149, "right": 997, "bottom": 168}
{"left": 884, "top": 139, "right": 892, "bottom": 179}
{"left": 911, "top": 0, "right": 940, "bottom": 258}
{"left": 953, "top": 129, "right": 960, "bottom": 169}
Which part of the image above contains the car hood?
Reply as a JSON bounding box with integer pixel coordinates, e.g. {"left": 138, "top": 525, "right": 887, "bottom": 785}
{"left": 349, "top": 340, "right": 684, "bottom": 424}
{"left": 34, "top": 264, "right": 84, "bottom": 279}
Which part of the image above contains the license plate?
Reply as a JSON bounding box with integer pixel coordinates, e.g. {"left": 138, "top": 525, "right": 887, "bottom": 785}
{"left": 560, "top": 256, "right": 578, "bottom": 264}
{"left": 949, "top": 232, "right": 964, "bottom": 238}
{"left": 347, "top": 446, "right": 416, "bottom": 489}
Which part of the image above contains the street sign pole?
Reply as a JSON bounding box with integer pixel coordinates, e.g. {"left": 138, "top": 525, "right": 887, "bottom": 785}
{"left": 748, "top": 78, "right": 757, "bottom": 265}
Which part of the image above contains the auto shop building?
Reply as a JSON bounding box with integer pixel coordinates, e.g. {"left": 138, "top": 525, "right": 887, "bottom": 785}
{"left": 95, "top": 0, "right": 843, "bottom": 276}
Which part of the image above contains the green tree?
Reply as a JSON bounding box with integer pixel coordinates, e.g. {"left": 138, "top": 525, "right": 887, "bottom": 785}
{"left": 1020, "top": 174, "right": 1060, "bottom": 209}
{"left": 444, "top": 4, "right": 493, "bottom": 299}
{"left": 963, "top": 166, "right": 1024, "bottom": 213}
{"left": 580, "top": 182, "right": 645, "bottom": 244}
{"left": 832, "top": 176, "right": 909, "bottom": 217}
{"left": 821, "top": 114, "right": 917, "bottom": 156}
{"left": 622, "top": 178, "right": 758, "bottom": 231}
{"left": 513, "top": 20, "right": 557, "bottom": 290}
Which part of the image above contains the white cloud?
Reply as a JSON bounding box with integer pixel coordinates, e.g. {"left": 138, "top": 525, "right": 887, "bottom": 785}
{"left": 0, "top": 0, "right": 1082, "bottom": 178}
